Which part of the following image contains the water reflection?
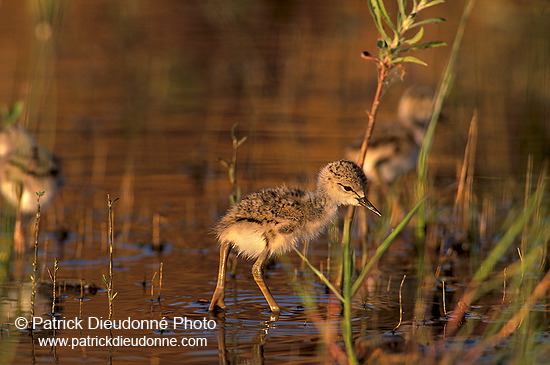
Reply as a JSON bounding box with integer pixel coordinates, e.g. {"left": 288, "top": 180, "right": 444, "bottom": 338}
{"left": 214, "top": 314, "right": 279, "bottom": 365}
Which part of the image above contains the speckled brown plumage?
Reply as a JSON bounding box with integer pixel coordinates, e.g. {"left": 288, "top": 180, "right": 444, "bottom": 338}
{"left": 209, "top": 160, "right": 381, "bottom": 313}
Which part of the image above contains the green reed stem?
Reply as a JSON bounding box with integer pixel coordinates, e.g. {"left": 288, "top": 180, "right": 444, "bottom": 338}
{"left": 415, "top": 0, "right": 476, "bottom": 240}
{"left": 296, "top": 198, "right": 423, "bottom": 364}
{"left": 352, "top": 198, "right": 423, "bottom": 296}
{"left": 412, "top": 0, "right": 476, "bottom": 331}
{"left": 341, "top": 216, "right": 357, "bottom": 365}
{"left": 292, "top": 247, "right": 344, "bottom": 303}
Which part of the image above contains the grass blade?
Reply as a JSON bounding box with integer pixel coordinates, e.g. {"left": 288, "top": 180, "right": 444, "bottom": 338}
{"left": 292, "top": 246, "right": 345, "bottom": 303}
{"left": 352, "top": 198, "right": 424, "bottom": 296}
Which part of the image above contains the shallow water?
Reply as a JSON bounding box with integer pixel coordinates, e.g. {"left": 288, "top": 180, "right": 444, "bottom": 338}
{"left": 0, "top": 0, "right": 548, "bottom": 363}
{"left": 2, "top": 231, "right": 413, "bottom": 363}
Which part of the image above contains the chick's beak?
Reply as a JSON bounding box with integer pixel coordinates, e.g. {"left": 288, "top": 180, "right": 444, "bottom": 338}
{"left": 357, "top": 197, "right": 382, "bottom": 217}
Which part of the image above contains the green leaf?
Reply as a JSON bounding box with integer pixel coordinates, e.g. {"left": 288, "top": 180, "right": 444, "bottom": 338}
{"left": 405, "top": 26, "right": 424, "bottom": 45}
{"left": 367, "top": 0, "right": 390, "bottom": 43}
{"left": 373, "top": 0, "right": 396, "bottom": 33}
{"left": 406, "top": 40, "right": 447, "bottom": 51}
{"left": 230, "top": 123, "right": 239, "bottom": 142}
{"left": 410, "top": 17, "right": 445, "bottom": 28}
{"left": 292, "top": 246, "right": 345, "bottom": 302}
{"left": 397, "top": 0, "right": 407, "bottom": 30}
{"left": 352, "top": 198, "right": 425, "bottom": 296}
{"left": 2, "top": 102, "right": 24, "bottom": 126}
{"left": 218, "top": 158, "right": 230, "bottom": 169}
{"left": 236, "top": 136, "right": 248, "bottom": 148}
{"left": 392, "top": 56, "right": 428, "bottom": 66}
{"left": 423, "top": 0, "right": 445, "bottom": 10}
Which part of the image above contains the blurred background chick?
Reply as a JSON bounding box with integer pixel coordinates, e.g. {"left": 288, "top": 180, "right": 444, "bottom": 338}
{"left": 0, "top": 123, "right": 64, "bottom": 254}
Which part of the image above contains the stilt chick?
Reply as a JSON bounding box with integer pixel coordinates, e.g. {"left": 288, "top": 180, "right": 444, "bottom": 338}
{"left": 209, "top": 160, "right": 381, "bottom": 313}
{"left": 0, "top": 124, "right": 64, "bottom": 253}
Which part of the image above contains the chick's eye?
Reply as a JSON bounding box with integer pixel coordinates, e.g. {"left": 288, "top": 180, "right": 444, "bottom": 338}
{"left": 339, "top": 184, "right": 354, "bottom": 192}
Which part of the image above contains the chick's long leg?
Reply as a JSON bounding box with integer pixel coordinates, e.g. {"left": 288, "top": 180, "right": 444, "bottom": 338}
{"left": 209, "top": 241, "right": 231, "bottom": 311}
{"left": 252, "top": 247, "right": 280, "bottom": 313}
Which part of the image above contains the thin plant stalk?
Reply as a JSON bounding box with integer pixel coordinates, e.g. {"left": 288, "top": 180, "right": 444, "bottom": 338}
{"left": 30, "top": 191, "right": 45, "bottom": 325}
{"left": 150, "top": 272, "right": 157, "bottom": 300}
{"left": 219, "top": 124, "right": 247, "bottom": 205}
{"left": 454, "top": 110, "right": 479, "bottom": 229}
{"left": 152, "top": 213, "right": 160, "bottom": 248}
{"left": 412, "top": 0, "right": 477, "bottom": 332}
{"left": 354, "top": 60, "right": 389, "bottom": 168}
{"left": 78, "top": 279, "right": 84, "bottom": 319}
{"left": 103, "top": 194, "right": 119, "bottom": 320}
{"left": 441, "top": 278, "right": 447, "bottom": 317}
{"left": 47, "top": 258, "right": 60, "bottom": 349}
{"left": 219, "top": 125, "right": 248, "bottom": 277}
{"left": 415, "top": 0, "right": 477, "bottom": 240}
{"left": 157, "top": 262, "right": 163, "bottom": 301}
{"left": 46, "top": 259, "right": 59, "bottom": 317}
{"left": 521, "top": 155, "right": 533, "bottom": 254}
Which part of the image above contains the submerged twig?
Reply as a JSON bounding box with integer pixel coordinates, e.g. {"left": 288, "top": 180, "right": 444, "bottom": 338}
{"left": 393, "top": 274, "right": 407, "bottom": 331}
